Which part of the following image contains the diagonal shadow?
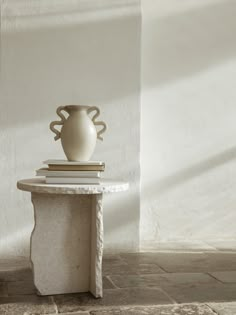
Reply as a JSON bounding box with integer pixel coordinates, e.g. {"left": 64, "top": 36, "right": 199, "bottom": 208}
{"left": 143, "top": 146, "right": 236, "bottom": 197}
{"left": 142, "top": 0, "right": 236, "bottom": 87}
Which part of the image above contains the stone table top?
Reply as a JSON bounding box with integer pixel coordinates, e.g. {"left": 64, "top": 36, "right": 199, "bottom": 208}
{"left": 17, "top": 178, "right": 129, "bottom": 195}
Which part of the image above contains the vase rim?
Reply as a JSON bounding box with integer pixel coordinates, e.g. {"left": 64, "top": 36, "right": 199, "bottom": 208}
{"left": 65, "top": 105, "right": 90, "bottom": 111}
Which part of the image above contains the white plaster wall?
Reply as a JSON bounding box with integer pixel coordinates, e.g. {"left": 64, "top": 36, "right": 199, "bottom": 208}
{"left": 141, "top": 0, "right": 236, "bottom": 243}
{"left": 0, "top": 0, "right": 141, "bottom": 257}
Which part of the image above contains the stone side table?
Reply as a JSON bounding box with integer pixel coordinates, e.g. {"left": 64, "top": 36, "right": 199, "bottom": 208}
{"left": 17, "top": 178, "right": 128, "bottom": 298}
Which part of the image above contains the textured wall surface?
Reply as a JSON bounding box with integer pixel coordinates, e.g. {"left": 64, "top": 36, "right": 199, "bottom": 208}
{"left": 141, "top": 0, "right": 236, "bottom": 243}
{"left": 0, "top": 0, "right": 141, "bottom": 257}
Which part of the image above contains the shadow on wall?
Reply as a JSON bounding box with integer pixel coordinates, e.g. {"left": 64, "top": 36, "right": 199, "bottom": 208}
{"left": 141, "top": 0, "right": 236, "bottom": 243}
{"left": 1, "top": 10, "right": 140, "bottom": 126}
{"left": 0, "top": 1, "right": 141, "bottom": 256}
{"left": 143, "top": 0, "right": 236, "bottom": 87}
{"left": 2, "top": 0, "right": 236, "bottom": 126}
{"left": 142, "top": 146, "right": 236, "bottom": 241}
{"left": 143, "top": 145, "right": 236, "bottom": 198}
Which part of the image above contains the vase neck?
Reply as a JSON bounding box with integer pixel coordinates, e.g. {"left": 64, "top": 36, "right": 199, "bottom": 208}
{"left": 65, "top": 105, "right": 89, "bottom": 115}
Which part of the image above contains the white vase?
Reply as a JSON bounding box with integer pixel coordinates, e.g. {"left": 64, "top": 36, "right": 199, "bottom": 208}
{"left": 49, "top": 105, "right": 107, "bottom": 161}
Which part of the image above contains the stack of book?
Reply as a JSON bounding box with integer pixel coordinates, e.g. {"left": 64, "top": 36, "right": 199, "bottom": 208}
{"left": 36, "top": 160, "right": 105, "bottom": 184}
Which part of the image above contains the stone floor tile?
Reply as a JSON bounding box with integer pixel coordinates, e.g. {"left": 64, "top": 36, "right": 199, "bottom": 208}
{"left": 203, "top": 253, "right": 236, "bottom": 272}
{"left": 54, "top": 288, "right": 173, "bottom": 312}
{"left": 0, "top": 258, "right": 30, "bottom": 271}
{"left": 1, "top": 252, "right": 236, "bottom": 314}
{"left": 110, "top": 273, "right": 218, "bottom": 289}
{"left": 102, "top": 256, "right": 125, "bottom": 270}
{"left": 90, "top": 304, "right": 215, "bottom": 315}
{"left": 129, "top": 263, "right": 165, "bottom": 274}
{"left": 120, "top": 253, "right": 163, "bottom": 265}
{"left": 103, "top": 256, "right": 165, "bottom": 275}
{"left": 206, "top": 241, "right": 236, "bottom": 251}
{"left": 103, "top": 254, "right": 123, "bottom": 262}
{"left": 7, "top": 280, "right": 36, "bottom": 295}
{"left": 0, "top": 282, "right": 8, "bottom": 297}
{"left": 103, "top": 277, "right": 116, "bottom": 289}
{"left": 151, "top": 253, "right": 207, "bottom": 273}
{"left": 0, "top": 295, "right": 56, "bottom": 314}
{"left": 163, "top": 283, "right": 236, "bottom": 303}
{"left": 0, "top": 268, "right": 33, "bottom": 282}
{"left": 135, "top": 252, "right": 236, "bottom": 273}
{"left": 140, "top": 241, "right": 216, "bottom": 252}
{"left": 209, "top": 271, "right": 236, "bottom": 283}
{"left": 120, "top": 253, "right": 209, "bottom": 273}
{"left": 103, "top": 261, "right": 134, "bottom": 276}
{"left": 208, "top": 302, "right": 236, "bottom": 315}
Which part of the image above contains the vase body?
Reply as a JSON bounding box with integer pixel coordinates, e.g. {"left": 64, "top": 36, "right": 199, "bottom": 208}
{"left": 61, "top": 106, "right": 97, "bottom": 161}
{"left": 50, "top": 105, "right": 107, "bottom": 161}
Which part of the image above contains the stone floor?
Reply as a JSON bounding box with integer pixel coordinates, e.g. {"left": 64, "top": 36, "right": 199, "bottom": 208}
{"left": 0, "top": 249, "right": 236, "bottom": 314}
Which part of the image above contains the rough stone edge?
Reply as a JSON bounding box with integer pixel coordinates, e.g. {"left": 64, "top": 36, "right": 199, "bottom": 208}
{"left": 90, "top": 194, "right": 103, "bottom": 298}
{"left": 17, "top": 179, "right": 129, "bottom": 195}
{"left": 30, "top": 193, "right": 43, "bottom": 295}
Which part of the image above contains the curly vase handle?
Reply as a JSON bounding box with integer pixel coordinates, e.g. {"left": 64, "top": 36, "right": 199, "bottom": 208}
{"left": 49, "top": 106, "right": 67, "bottom": 141}
{"left": 87, "top": 106, "right": 107, "bottom": 141}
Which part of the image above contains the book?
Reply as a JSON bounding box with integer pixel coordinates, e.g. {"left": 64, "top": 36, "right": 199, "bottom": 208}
{"left": 43, "top": 160, "right": 105, "bottom": 171}
{"left": 45, "top": 177, "right": 100, "bottom": 184}
{"left": 36, "top": 168, "right": 101, "bottom": 178}
{"left": 47, "top": 165, "right": 105, "bottom": 171}
{"left": 43, "top": 159, "right": 104, "bottom": 166}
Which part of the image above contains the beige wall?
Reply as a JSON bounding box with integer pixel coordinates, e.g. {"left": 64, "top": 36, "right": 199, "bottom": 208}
{"left": 0, "top": 0, "right": 141, "bottom": 257}
{"left": 141, "top": 0, "right": 236, "bottom": 244}
{"left": 2, "top": 0, "right": 235, "bottom": 255}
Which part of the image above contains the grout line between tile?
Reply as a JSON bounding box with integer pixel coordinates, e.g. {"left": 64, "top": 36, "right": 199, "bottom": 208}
{"left": 5, "top": 281, "right": 9, "bottom": 298}
{"left": 153, "top": 264, "right": 170, "bottom": 273}
{"left": 153, "top": 263, "right": 169, "bottom": 273}
{"left": 106, "top": 275, "right": 120, "bottom": 289}
{"left": 205, "top": 303, "right": 220, "bottom": 315}
{"left": 206, "top": 272, "right": 225, "bottom": 284}
{"left": 156, "top": 287, "right": 177, "bottom": 304}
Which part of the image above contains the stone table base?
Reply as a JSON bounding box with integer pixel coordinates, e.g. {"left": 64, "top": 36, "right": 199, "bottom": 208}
{"left": 17, "top": 179, "right": 128, "bottom": 298}
{"left": 31, "top": 193, "right": 103, "bottom": 297}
